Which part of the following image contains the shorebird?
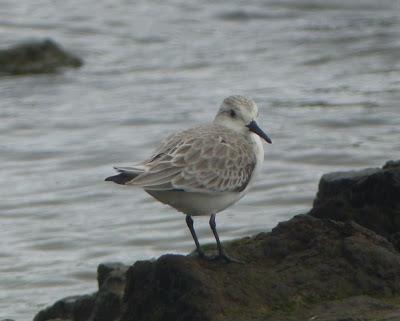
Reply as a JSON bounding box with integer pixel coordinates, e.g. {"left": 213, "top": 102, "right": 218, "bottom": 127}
{"left": 105, "top": 95, "right": 271, "bottom": 262}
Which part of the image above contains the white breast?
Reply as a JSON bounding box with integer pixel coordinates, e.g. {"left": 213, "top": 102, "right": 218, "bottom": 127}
{"left": 244, "top": 132, "right": 264, "bottom": 191}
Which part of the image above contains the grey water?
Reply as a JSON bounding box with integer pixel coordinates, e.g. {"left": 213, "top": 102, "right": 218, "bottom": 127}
{"left": 0, "top": 0, "right": 399, "bottom": 319}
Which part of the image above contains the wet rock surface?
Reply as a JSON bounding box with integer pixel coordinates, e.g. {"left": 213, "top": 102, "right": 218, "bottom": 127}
{"left": 33, "top": 161, "right": 400, "bottom": 321}
{"left": 0, "top": 39, "right": 83, "bottom": 75}
{"left": 309, "top": 160, "right": 400, "bottom": 249}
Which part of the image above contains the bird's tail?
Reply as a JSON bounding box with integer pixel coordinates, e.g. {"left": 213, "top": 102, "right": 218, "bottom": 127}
{"left": 105, "top": 166, "right": 146, "bottom": 185}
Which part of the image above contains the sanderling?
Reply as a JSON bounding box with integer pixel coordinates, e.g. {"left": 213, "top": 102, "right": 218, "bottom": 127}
{"left": 105, "top": 95, "right": 271, "bottom": 262}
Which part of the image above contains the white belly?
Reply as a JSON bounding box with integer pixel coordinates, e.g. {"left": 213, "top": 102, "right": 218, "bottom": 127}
{"left": 146, "top": 190, "right": 245, "bottom": 216}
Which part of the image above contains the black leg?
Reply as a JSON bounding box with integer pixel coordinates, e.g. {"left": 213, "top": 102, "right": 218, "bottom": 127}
{"left": 185, "top": 215, "right": 205, "bottom": 258}
{"left": 209, "top": 214, "right": 242, "bottom": 263}
{"left": 209, "top": 214, "right": 223, "bottom": 255}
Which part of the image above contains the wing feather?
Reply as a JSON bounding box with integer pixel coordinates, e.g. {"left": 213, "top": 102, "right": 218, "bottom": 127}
{"left": 122, "top": 125, "right": 257, "bottom": 193}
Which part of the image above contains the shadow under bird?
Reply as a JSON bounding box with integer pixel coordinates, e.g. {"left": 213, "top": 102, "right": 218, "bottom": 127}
{"left": 105, "top": 95, "right": 272, "bottom": 262}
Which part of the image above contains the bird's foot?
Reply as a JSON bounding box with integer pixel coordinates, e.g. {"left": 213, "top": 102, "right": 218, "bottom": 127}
{"left": 201, "top": 251, "right": 243, "bottom": 264}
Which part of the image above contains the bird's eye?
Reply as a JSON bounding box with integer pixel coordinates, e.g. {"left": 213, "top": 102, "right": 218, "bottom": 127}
{"left": 230, "top": 110, "right": 236, "bottom": 117}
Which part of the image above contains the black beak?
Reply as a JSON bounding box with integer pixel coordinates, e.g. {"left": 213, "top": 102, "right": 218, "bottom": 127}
{"left": 246, "top": 120, "right": 272, "bottom": 144}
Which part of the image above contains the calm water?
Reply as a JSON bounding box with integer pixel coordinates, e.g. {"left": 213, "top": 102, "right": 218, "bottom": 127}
{"left": 1, "top": 0, "right": 399, "bottom": 319}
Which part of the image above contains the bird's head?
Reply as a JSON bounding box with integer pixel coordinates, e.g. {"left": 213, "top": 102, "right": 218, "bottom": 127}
{"left": 214, "top": 95, "right": 272, "bottom": 143}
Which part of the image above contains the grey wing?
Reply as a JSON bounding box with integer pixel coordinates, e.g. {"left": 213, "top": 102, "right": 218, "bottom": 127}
{"left": 126, "top": 129, "right": 257, "bottom": 193}
{"left": 172, "top": 136, "right": 256, "bottom": 193}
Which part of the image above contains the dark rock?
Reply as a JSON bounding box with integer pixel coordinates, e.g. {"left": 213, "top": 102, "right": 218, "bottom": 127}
{"left": 119, "top": 215, "right": 400, "bottom": 321}
{"left": 0, "top": 39, "right": 83, "bottom": 75}
{"left": 97, "top": 262, "right": 129, "bottom": 295}
{"left": 34, "top": 263, "right": 130, "bottom": 321}
{"left": 309, "top": 160, "right": 400, "bottom": 248}
{"left": 90, "top": 291, "right": 122, "bottom": 321}
{"left": 384, "top": 160, "right": 400, "bottom": 170}
{"left": 33, "top": 216, "right": 400, "bottom": 321}
{"left": 33, "top": 161, "right": 400, "bottom": 321}
{"left": 303, "top": 296, "right": 399, "bottom": 321}
{"left": 33, "top": 295, "right": 95, "bottom": 321}
{"left": 36, "top": 214, "right": 400, "bottom": 321}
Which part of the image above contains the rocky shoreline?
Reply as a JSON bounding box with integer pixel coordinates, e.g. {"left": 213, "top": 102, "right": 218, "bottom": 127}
{"left": 32, "top": 160, "right": 400, "bottom": 321}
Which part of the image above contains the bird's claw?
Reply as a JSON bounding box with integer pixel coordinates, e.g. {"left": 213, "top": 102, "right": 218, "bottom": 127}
{"left": 215, "top": 252, "right": 244, "bottom": 264}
